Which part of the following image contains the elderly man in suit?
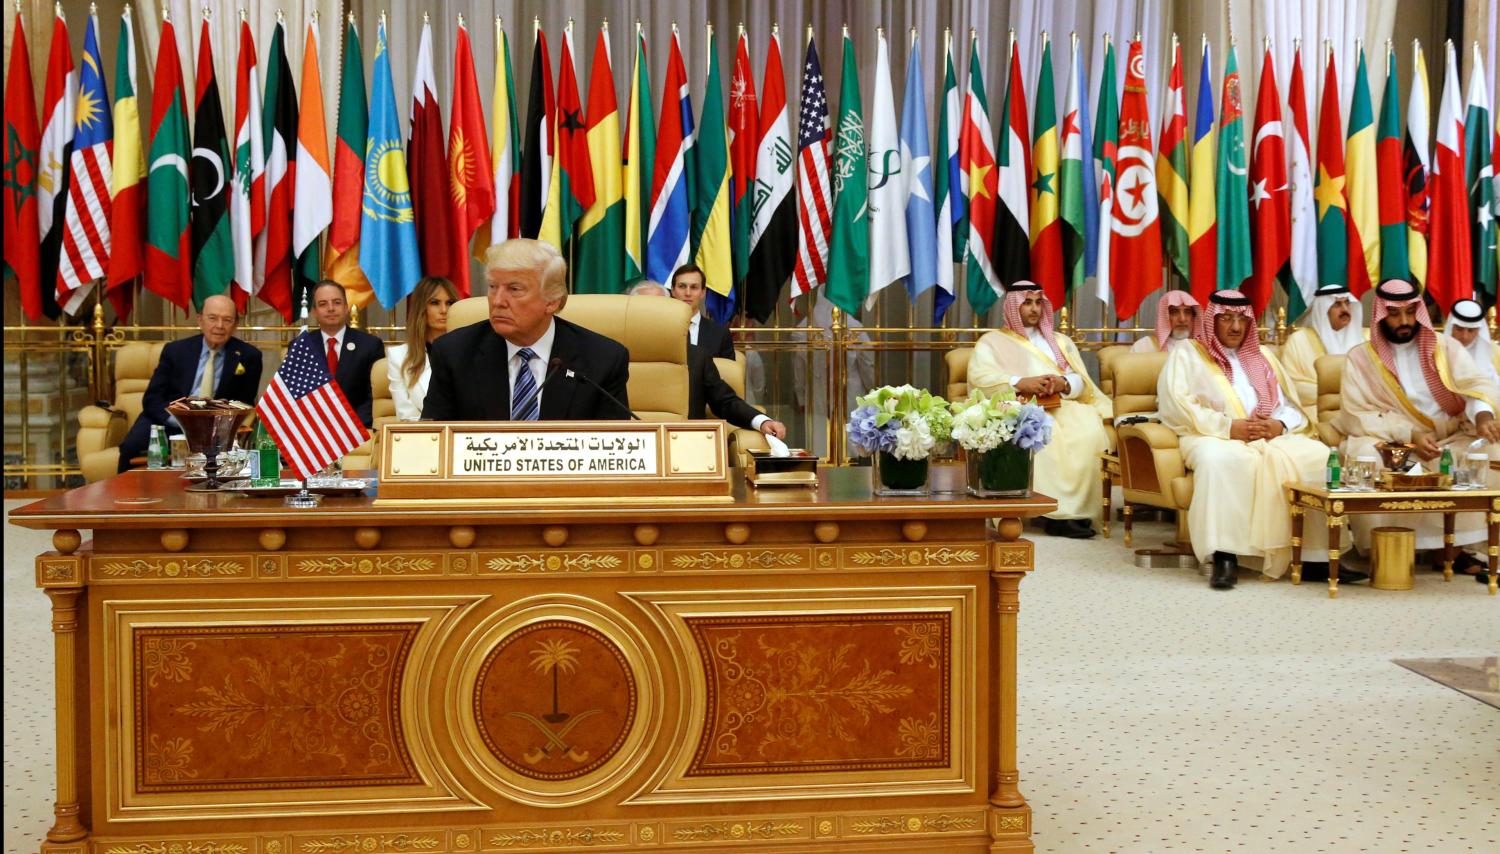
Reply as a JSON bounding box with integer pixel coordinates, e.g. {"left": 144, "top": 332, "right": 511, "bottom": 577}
{"left": 116, "top": 294, "right": 263, "bottom": 472}
{"left": 422, "top": 239, "right": 631, "bottom": 421}
{"left": 294, "top": 280, "right": 386, "bottom": 427}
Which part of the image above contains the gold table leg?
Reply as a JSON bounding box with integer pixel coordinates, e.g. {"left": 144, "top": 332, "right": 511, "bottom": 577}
{"left": 45, "top": 588, "right": 87, "bottom": 844}
{"left": 1327, "top": 515, "right": 1345, "bottom": 599}
{"left": 1290, "top": 500, "right": 1304, "bottom": 585}
{"left": 1443, "top": 512, "right": 1456, "bottom": 581}
{"left": 1489, "top": 512, "right": 1499, "bottom": 595}
{"left": 1100, "top": 460, "right": 1112, "bottom": 538}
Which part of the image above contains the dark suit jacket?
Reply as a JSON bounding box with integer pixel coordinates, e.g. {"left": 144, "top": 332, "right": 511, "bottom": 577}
{"left": 118, "top": 335, "right": 263, "bottom": 471}
{"left": 687, "top": 348, "right": 762, "bottom": 429}
{"left": 298, "top": 327, "right": 385, "bottom": 427}
{"left": 421, "top": 317, "right": 631, "bottom": 421}
{"left": 695, "top": 316, "right": 735, "bottom": 361}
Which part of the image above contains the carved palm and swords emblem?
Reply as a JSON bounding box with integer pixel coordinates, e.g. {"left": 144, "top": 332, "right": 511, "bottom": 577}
{"left": 505, "top": 638, "right": 603, "bottom": 765}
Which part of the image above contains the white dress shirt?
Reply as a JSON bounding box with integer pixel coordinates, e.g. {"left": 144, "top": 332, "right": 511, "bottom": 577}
{"left": 1008, "top": 327, "right": 1083, "bottom": 399}
{"left": 506, "top": 320, "right": 558, "bottom": 411}
{"left": 688, "top": 313, "right": 702, "bottom": 346}
{"left": 321, "top": 327, "right": 347, "bottom": 362}
{"left": 1392, "top": 339, "right": 1493, "bottom": 422}
{"left": 1224, "top": 350, "right": 1306, "bottom": 431}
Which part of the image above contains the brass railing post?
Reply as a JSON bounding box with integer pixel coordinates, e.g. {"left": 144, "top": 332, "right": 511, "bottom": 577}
{"left": 830, "top": 306, "right": 847, "bottom": 465}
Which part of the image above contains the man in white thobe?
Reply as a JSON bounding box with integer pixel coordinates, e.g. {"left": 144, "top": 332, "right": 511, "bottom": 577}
{"left": 969, "top": 281, "right": 1113, "bottom": 538}
{"left": 1131, "top": 290, "right": 1201, "bottom": 353}
{"left": 1280, "top": 283, "right": 1367, "bottom": 422}
{"left": 1336, "top": 281, "right": 1500, "bottom": 581}
{"left": 1443, "top": 298, "right": 1500, "bottom": 388}
{"left": 1157, "top": 290, "right": 1332, "bottom": 589}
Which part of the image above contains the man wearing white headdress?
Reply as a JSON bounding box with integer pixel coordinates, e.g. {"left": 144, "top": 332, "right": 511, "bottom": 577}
{"left": 1443, "top": 298, "right": 1500, "bottom": 387}
{"left": 969, "top": 282, "right": 1113, "bottom": 538}
{"left": 1336, "top": 281, "right": 1500, "bottom": 582}
{"left": 1131, "top": 290, "right": 1202, "bottom": 353}
{"left": 1281, "top": 283, "right": 1367, "bottom": 422}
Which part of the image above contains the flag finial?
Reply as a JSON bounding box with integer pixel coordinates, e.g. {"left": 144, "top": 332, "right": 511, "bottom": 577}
{"left": 123, "top": 3, "right": 130, "bottom": 18}
{"left": 347, "top": 10, "right": 354, "bottom": 25}
{"left": 457, "top": 11, "right": 464, "bottom": 27}
{"left": 842, "top": 23, "right": 848, "bottom": 38}
{"left": 738, "top": 21, "right": 744, "bottom": 38}
{"left": 806, "top": 23, "right": 812, "bottom": 44}
{"left": 89, "top": 1, "right": 95, "bottom": 16}
{"left": 162, "top": 4, "right": 169, "bottom": 22}
{"left": 201, "top": 5, "right": 210, "bottom": 22}
{"left": 1041, "top": 29, "right": 1049, "bottom": 45}
{"left": 772, "top": 21, "right": 778, "bottom": 37}
{"left": 423, "top": 10, "right": 429, "bottom": 24}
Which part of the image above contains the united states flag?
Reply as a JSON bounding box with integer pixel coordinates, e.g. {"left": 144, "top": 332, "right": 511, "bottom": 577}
{"left": 256, "top": 333, "right": 368, "bottom": 480}
{"left": 791, "top": 35, "right": 832, "bottom": 302}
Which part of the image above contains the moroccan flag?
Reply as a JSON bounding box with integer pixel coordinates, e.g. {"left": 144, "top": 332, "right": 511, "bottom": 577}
{"left": 1157, "top": 35, "right": 1189, "bottom": 281}
{"left": 1428, "top": 40, "right": 1471, "bottom": 313}
{"left": 1215, "top": 44, "right": 1252, "bottom": 294}
{"left": 519, "top": 28, "right": 554, "bottom": 240}
{"left": 448, "top": 17, "right": 495, "bottom": 298}
{"left": 1465, "top": 42, "right": 1496, "bottom": 300}
{"left": 143, "top": 14, "right": 191, "bottom": 309}
{"left": 1029, "top": 37, "right": 1063, "bottom": 303}
{"left": 1286, "top": 44, "right": 1318, "bottom": 318}
{"left": 1315, "top": 47, "right": 1353, "bottom": 294}
{"left": 622, "top": 26, "right": 654, "bottom": 285}
{"left": 729, "top": 30, "right": 758, "bottom": 297}
{"left": 960, "top": 33, "right": 1000, "bottom": 312}
{"left": 1346, "top": 46, "right": 1379, "bottom": 295}
{"left": 647, "top": 27, "right": 694, "bottom": 284}
{"left": 230, "top": 17, "right": 264, "bottom": 312}
{"left": 865, "top": 28, "right": 909, "bottom": 308}
{"left": 746, "top": 29, "right": 796, "bottom": 322}
{"left": 37, "top": 6, "right": 73, "bottom": 322}
{"left": 106, "top": 6, "right": 143, "bottom": 319}
{"left": 694, "top": 26, "right": 736, "bottom": 319}
{"left": 575, "top": 26, "right": 624, "bottom": 294}
{"left": 191, "top": 20, "right": 234, "bottom": 310}
{"left": 360, "top": 16, "right": 423, "bottom": 308}
{"left": 1093, "top": 37, "right": 1118, "bottom": 307}
{"left": 1248, "top": 45, "right": 1289, "bottom": 315}
{"left": 1111, "top": 37, "right": 1163, "bottom": 320}
{"left": 823, "top": 31, "right": 868, "bottom": 316}
{"left": 476, "top": 17, "right": 521, "bottom": 259}
{"left": 1377, "top": 44, "right": 1410, "bottom": 282}
{"left": 539, "top": 24, "right": 594, "bottom": 253}
{"left": 1188, "top": 40, "right": 1216, "bottom": 302}
{"left": 4, "top": 11, "right": 42, "bottom": 321}
{"left": 326, "top": 15, "right": 373, "bottom": 307}
{"left": 996, "top": 37, "right": 1031, "bottom": 290}
{"left": 292, "top": 16, "right": 332, "bottom": 319}
{"left": 933, "top": 32, "right": 964, "bottom": 322}
{"left": 257, "top": 20, "right": 297, "bottom": 319}
{"left": 1405, "top": 42, "right": 1431, "bottom": 287}
{"left": 55, "top": 9, "right": 111, "bottom": 316}
{"left": 409, "top": 18, "right": 454, "bottom": 280}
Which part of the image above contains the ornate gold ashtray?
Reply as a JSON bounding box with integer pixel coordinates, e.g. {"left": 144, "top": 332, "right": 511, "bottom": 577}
{"left": 1377, "top": 471, "right": 1452, "bottom": 491}
{"left": 746, "top": 449, "right": 819, "bottom": 488}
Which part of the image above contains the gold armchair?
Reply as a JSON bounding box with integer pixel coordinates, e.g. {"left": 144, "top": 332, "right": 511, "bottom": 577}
{"left": 77, "top": 341, "right": 167, "bottom": 482}
{"left": 715, "top": 352, "right": 771, "bottom": 468}
{"left": 341, "top": 357, "right": 393, "bottom": 471}
{"left": 1314, "top": 354, "right": 1346, "bottom": 447}
{"left": 1112, "top": 351, "right": 1193, "bottom": 549}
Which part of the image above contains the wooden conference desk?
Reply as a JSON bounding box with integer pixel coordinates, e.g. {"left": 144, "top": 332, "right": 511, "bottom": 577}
{"left": 15, "top": 466, "right": 1055, "bottom": 853}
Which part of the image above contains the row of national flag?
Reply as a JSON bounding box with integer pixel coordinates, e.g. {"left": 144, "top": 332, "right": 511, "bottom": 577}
{"left": 6, "top": 14, "right": 1500, "bottom": 327}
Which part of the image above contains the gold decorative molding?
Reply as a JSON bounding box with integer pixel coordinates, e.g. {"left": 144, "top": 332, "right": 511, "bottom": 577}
{"left": 1378, "top": 499, "right": 1457, "bottom": 511}
{"left": 670, "top": 819, "right": 804, "bottom": 843}
{"left": 93, "top": 556, "right": 251, "bottom": 581}
{"left": 37, "top": 555, "right": 82, "bottom": 588}
{"left": 486, "top": 824, "right": 630, "bottom": 848}
{"left": 295, "top": 834, "right": 443, "bottom": 853}
{"left": 102, "top": 842, "right": 253, "bottom": 854}
{"left": 481, "top": 552, "right": 627, "bottom": 574}
{"left": 666, "top": 548, "right": 807, "bottom": 571}
{"left": 994, "top": 540, "right": 1033, "bottom": 569}
{"left": 291, "top": 554, "right": 441, "bottom": 577}
{"left": 847, "top": 812, "right": 983, "bottom": 835}
{"left": 846, "top": 546, "right": 984, "bottom": 569}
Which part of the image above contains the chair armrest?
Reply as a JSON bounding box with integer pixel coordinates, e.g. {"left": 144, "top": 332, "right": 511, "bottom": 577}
{"left": 77, "top": 404, "right": 123, "bottom": 429}
{"left": 1118, "top": 421, "right": 1180, "bottom": 451}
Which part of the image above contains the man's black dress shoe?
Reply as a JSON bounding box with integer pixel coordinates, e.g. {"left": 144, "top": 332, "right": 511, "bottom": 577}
{"left": 1210, "top": 551, "right": 1238, "bottom": 589}
{"left": 1298, "top": 562, "right": 1369, "bottom": 584}
{"left": 1044, "top": 519, "right": 1097, "bottom": 539}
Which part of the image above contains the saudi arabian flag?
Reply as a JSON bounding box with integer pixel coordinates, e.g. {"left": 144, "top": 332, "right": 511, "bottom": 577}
{"left": 824, "top": 32, "right": 868, "bottom": 316}
{"left": 1214, "top": 45, "right": 1251, "bottom": 291}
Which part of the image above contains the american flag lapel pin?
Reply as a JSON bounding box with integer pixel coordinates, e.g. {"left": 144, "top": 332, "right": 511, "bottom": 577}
{"left": 566, "top": 369, "right": 576, "bottom": 378}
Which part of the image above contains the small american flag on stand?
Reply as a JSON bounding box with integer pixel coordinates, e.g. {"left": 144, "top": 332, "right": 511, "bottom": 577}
{"left": 256, "top": 334, "right": 368, "bottom": 480}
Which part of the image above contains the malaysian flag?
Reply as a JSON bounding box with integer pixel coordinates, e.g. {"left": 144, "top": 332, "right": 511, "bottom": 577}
{"left": 56, "top": 11, "right": 112, "bottom": 315}
{"left": 256, "top": 334, "right": 368, "bottom": 480}
{"left": 791, "top": 34, "right": 832, "bottom": 302}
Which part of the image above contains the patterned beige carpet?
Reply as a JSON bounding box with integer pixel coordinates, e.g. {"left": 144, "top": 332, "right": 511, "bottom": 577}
{"left": 5, "top": 499, "right": 1497, "bottom": 852}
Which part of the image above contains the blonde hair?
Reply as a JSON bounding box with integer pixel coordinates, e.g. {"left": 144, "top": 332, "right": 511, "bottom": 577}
{"left": 485, "top": 239, "right": 569, "bottom": 308}
{"left": 402, "top": 277, "right": 459, "bottom": 389}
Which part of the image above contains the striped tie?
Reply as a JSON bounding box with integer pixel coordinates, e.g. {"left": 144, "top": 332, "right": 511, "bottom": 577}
{"left": 511, "top": 347, "right": 540, "bottom": 421}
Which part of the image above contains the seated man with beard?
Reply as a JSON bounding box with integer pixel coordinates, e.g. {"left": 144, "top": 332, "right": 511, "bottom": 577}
{"left": 1336, "top": 281, "right": 1500, "bottom": 581}
{"left": 1158, "top": 290, "right": 1334, "bottom": 589}
{"left": 1131, "top": 290, "right": 1201, "bottom": 353}
{"left": 1281, "top": 283, "right": 1367, "bottom": 423}
{"left": 969, "top": 281, "right": 1113, "bottom": 539}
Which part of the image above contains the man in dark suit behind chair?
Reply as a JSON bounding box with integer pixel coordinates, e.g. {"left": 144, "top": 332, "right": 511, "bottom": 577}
{"left": 117, "top": 294, "right": 264, "bottom": 472}
{"left": 295, "top": 280, "right": 385, "bottom": 427}
{"left": 670, "top": 262, "right": 735, "bottom": 360}
{"left": 422, "top": 239, "right": 631, "bottom": 421}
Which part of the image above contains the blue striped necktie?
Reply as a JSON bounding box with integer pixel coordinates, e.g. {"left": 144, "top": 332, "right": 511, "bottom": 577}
{"left": 511, "top": 347, "right": 540, "bottom": 420}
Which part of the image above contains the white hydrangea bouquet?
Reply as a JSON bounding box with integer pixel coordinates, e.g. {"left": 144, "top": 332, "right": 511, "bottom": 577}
{"left": 847, "top": 385, "right": 954, "bottom": 495}
{"left": 950, "top": 388, "right": 1054, "bottom": 497}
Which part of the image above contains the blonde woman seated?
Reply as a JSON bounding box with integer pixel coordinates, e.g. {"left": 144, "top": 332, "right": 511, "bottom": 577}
{"left": 388, "top": 276, "right": 458, "bottom": 420}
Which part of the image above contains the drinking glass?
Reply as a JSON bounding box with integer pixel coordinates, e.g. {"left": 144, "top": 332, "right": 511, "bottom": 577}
{"left": 1467, "top": 453, "right": 1489, "bottom": 490}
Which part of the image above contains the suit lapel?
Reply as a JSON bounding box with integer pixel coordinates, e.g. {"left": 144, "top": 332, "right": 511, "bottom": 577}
{"left": 540, "top": 321, "right": 578, "bottom": 420}
{"left": 335, "top": 332, "right": 356, "bottom": 389}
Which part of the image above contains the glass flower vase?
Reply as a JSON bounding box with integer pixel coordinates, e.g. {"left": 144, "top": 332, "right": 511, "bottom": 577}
{"left": 873, "top": 451, "right": 930, "bottom": 496}
{"left": 967, "top": 444, "right": 1033, "bottom": 497}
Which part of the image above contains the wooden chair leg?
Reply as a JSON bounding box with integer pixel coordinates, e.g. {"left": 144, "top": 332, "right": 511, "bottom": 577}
{"left": 1101, "top": 466, "right": 1113, "bottom": 538}
{"left": 1123, "top": 503, "right": 1134, "bottom": 548}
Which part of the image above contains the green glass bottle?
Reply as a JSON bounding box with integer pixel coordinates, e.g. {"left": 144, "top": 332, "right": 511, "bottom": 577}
{"left": 1439, "top": 446, "right": 1453, "bottom": 476}
{"left": 256, "top": 422, "right": 281, "bottom": 487}
{"left": 1326, "top": 449, "right": 1341, "bottom": 490}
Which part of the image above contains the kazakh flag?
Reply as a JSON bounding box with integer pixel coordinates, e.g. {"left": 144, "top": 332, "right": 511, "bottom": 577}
{"left": 694, "top": 26, "right": 735, "bottom": 319}
{"left": 359, "top": 17, "right": 421, "bottom": 308}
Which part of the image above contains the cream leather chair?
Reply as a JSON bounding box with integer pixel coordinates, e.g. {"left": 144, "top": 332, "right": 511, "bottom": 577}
{"left": 715, "top": 352, "right": 771, "bottom": 467}
{"left": 341, "top": 358, "right": 394, "bottom": 471}
{"left": 77, "top": 341, "right": 167, "bottom": 482}
{"left": 1112, "top": 351, "right": 1193, "bottom": 548}
{"left": 446, "top": 293, "right": 692, "bottom": 420}
{"left": 1314, "top": 354, "right": 1347, "bottom": 447}
{"left": 943, "top": 348, "right": 974, "bottom": 402}
{"left": 1096, "top": 343, "right": 1132, "bottom": 398}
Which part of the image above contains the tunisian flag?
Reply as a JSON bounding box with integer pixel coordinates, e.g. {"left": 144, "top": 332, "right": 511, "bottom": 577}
{"left": 1110, "top": 38, "right": 1162, "bottom": 320}
{"left": 1428, "top": 40, "right": 1472, "bottom": 313}
{"left": 1247, "top": 46, "right": 1289, "bottom": 314}
{"left": 447, "top": 19, "right": 494, "bottom": 297}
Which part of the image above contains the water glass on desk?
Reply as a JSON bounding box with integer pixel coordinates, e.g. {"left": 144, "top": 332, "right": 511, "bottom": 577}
{"left": 1463, "top": 452, "right": 1488, "bottom": 489}
{"left": 1347, "top": 455, "right": 1377, "bottom": 490}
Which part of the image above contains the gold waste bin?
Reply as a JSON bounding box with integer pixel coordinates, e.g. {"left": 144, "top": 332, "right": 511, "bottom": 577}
{"left": 1371, "top": 527, "right": 1416, "bottom": 590}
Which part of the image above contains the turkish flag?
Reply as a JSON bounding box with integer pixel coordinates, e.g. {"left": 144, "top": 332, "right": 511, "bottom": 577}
{"left": 1247, "top": 47, "right": 1289, "bottom": 315}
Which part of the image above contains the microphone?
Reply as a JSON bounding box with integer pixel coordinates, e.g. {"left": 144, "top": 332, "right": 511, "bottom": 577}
{"left": 532, "top": 356, "right": 568, "bottom": 397}
{"left": 559, "top": 361, "right": 641, "bottom": 421}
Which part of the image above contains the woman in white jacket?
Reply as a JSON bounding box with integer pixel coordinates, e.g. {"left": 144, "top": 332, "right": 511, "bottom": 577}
{"left": 387, "top": 277, "right": 458, "bottom": 420}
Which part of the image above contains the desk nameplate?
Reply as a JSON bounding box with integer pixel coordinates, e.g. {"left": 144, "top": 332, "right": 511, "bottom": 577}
{"left": 378, "top": 421, "right": 730, "bottom": 501}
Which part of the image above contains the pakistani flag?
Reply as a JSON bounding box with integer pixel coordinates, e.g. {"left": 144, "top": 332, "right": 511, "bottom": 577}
{"left": 824, "top": 33, "right": 868, "bottom": 316}
{"left": 1466, "top": 43, "right": 1496, "bottom": 301}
